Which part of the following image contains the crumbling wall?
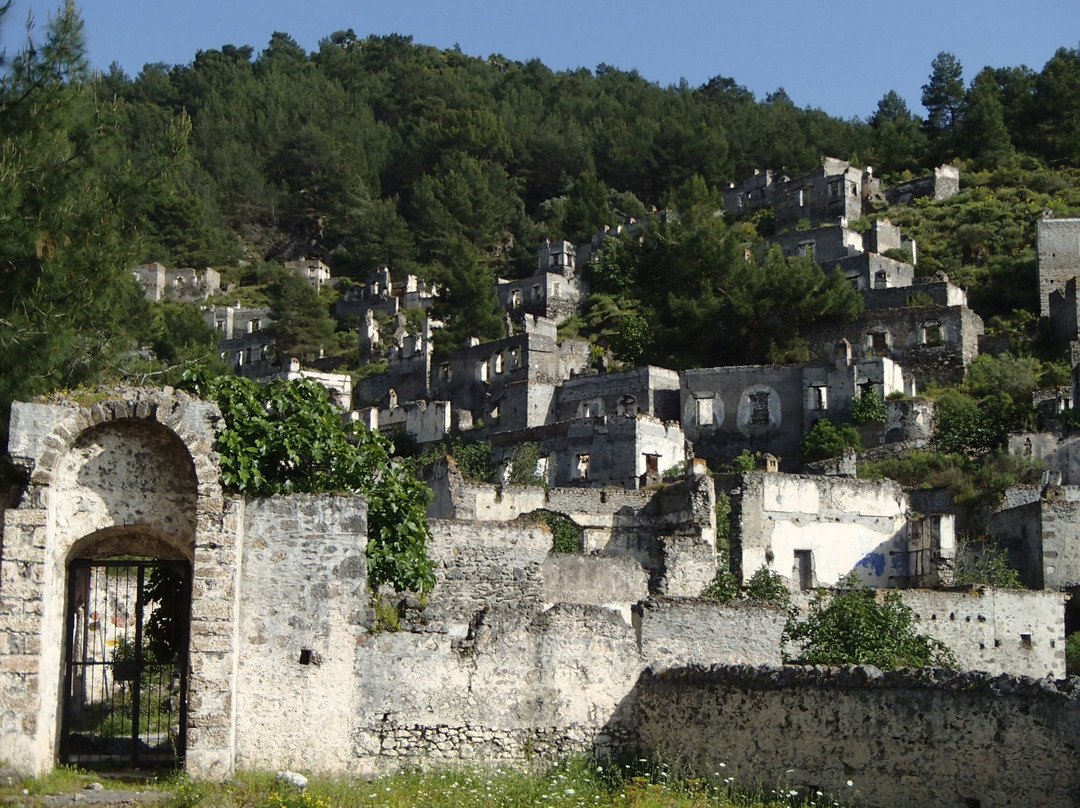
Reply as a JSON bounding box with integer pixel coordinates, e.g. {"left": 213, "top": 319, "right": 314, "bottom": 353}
{"left": 234, "top": 495, "right": 370, "bottom": 772}
{"left": 735, "top": 472, "right": 914, "bottom": 587}
{"left": 1008, "top": 431, "right": 1080, "bottom": 485}
{"left": 991, "top": 485, "right": 1080, "bottom": 589}
{"left": 901, "top": 588, "right": 1066, "bottom": 679}
{"left": 637, "top": 664, "right": 1080, "bottom": 808}
{"left": 805, "top": 305, "right": 983, "bottom": 386}
{"left": 1038, "top": 217, "right": 1080, "bottom": 317}
{"left": 633, "top": 599, "right": 785, "bottom": 669}
{"left": 426, "top": 520, "right": 550, "bottom": 620}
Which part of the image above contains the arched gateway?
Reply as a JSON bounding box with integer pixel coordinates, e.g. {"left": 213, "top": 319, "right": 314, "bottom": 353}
{"left": 0, "top": 391, "right": 235, "bottom": 776}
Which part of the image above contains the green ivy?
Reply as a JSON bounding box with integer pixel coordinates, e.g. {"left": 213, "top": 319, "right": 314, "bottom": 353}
{"left": 183, "top": 369, "right": 435, "bottom": 595}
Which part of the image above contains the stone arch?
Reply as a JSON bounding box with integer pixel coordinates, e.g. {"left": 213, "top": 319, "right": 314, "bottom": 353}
{"left": 50, "top": 418, "right": 199, "bottom": 561}
{"left": 66, "top": 524, "right": 193, "bottom": 564}
{"left": 0, "top": 390, "right": 232, "bottom": 778}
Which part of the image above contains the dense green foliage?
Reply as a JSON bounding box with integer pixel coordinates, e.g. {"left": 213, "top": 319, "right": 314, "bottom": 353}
{"left": 182, "top": 371, "right": 435, "bottom": 594}
{"left": 851, "top": 389, "right": 887, "bottom": 424}
{"left": 800, "top": 419, "right": 862, "bottom": 462}
{"left": 859, "top": 449, "right": 1041, "bottom": 510}
{"left": 783, "top": 576, "right": 956, "bottom": 669}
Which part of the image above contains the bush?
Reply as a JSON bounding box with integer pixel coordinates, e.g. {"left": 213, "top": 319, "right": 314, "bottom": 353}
{"left": 744, "top": 565, "right": 790, "bottom": 604}
{"left": 953, "top": 535, "right": 1024, "bottom": 589}
{"left": 851, "top": 389, "right": 887, "bottom": 424}
{"left": 700, "top": 566, "right": 740, "bottom": 603}
{"left": 783, "top": 574, "right": 956, "bottom": 669}
{"left": 800, "top": 419, "right": 861, "bottom": 462}
{"left": 518, "top": 510, "right": 582, "bottom": 554}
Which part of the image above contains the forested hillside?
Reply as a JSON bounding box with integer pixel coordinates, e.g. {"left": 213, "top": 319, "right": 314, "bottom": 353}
{"left": 6, "top": 3, "right": 1080, "bottom": 424}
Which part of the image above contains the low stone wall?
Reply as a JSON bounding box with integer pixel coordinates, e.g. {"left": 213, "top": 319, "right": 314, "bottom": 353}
{"left": 637, "top": 664, "right": 1080, "bottom": 808}
{"left": 901, "top": 588, "right": 1066, "bottom": 679}
{"left": 633, "top": 599, "right": 785, "bottom": 669}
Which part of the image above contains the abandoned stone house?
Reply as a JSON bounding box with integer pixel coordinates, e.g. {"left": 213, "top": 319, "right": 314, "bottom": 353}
{"left": 334, "top": 266, "right": 437, "bottom": 320}
{"left": 493, "top": 239, "right": 587, "bottom": 325}
{"left": 0, "top": 389, "right": 1073, "bottom": 808}
{"left": 283, "top": 257, "right": 332, "bottom": 291}
{"left": 133, "top": 263, "right": 221, "bottom": 303}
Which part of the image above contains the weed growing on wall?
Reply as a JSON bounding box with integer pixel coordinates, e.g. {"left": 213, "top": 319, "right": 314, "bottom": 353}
{"left": 182, "top": 369, "right": 435, "bottom": 594}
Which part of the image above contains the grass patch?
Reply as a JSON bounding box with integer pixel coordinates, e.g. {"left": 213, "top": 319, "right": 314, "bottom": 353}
{"left": 0, "top": 760, "right": 864, "bottom": 807}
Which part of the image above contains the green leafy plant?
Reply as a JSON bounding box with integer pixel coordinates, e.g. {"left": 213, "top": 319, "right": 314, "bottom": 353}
{"left": 1067, "top": 632, "right": 1080, "bottom": 677}
{"left": 700, "top": 566, "right": 740, "bottom": 603}
{"left": 744, "top": 565, "right": 791, "bottom": 604}
{"left": 953, "top": 535, "right": 1024, "bottom": 589}
{"left": 783, "top": 574, "right": 956, "bottom": 668}
{"left": 183, "top": 370, "right": 435, "bottom": 595}
{"left": 851, "top": 389, "right": 887, "bottom": 424}
{"left": 518, "top": 510, "right": 582, "bottom": 554}
{"left": 800, "top": 419, "right": 861, "bottom": 462}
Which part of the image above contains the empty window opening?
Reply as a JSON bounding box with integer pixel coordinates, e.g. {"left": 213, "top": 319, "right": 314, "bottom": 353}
{"left": 794, "top": 550, "right": 813, "bottom": 590}
{"left": 299, "top": 649, "right": 312, "bottom": 665}
{"left": 923, "top": 322, "right": 942, "bottom": 346}
{"left": 750, "top": 391, "right": 771, "bottom": 425}
{"left": 696, "top": 396, "right": 715, "bottom": 426}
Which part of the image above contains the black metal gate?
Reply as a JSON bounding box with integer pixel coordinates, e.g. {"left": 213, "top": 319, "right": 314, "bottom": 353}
{"left": 61, "top": 559, "right": 190, "bottom": 769}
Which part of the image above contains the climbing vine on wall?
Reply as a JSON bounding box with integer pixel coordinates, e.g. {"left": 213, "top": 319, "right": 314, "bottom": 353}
{"left": 182, "top": 369, "right": 435, "bottom": 594}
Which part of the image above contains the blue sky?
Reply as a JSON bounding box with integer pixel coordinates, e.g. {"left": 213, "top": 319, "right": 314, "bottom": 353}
{"left": 8, "top": 0, "right": 1080, "bottom": 120}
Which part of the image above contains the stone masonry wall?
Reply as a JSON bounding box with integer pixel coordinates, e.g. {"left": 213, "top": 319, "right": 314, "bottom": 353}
{"left": 637, "top": 664, "right": 1080, "bottom": 808}
{"left": 901, "top": 588, "right": 1066, "bottom": 679}
{"left": 736, "top": 472, "right": 910, "bottom": 588}
{"left": 233, "top": 495, "right": 369, "bottom": 772}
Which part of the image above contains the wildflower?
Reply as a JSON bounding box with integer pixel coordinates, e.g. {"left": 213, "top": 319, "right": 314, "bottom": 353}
{"left": 846, "top": 780, "right": 854, "bottom": 787}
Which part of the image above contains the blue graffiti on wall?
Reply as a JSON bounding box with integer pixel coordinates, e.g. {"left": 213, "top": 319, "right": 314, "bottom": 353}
{"left": 855, "top": 552, "right": 886, "bottom": 577}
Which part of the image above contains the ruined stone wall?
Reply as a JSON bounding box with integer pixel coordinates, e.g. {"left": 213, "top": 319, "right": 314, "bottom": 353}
{"left": 831, "top": 253, "right": 914, "bottom": 290}
{"left": 234, "top": 495, "right": 369, "bottom": 772}
{"left": 884, "top": 164, "right": 960, "bottom": 204}
{"left": 681, "top": 365, "right": 805, "bottom": 466}
{"left": 805, "top": 305, "right": 983, "bottom": 386}
{"left": 862, "top": 279, "right": 967, "bottom": 310}
{"left": 426, "top": 520, "right": 550, "bottom": 620}
{"left": 900, "top": 588, "right": 1066, "bottom": 679}
{"left": 634, "top": 599, "right": 785, "bottom": 669}
{"left": 556, "top": 366, "right": 681, "bottom": 422}
{"left": 637, "top": 664, "right": 1080, "bottom": 808}
{"left": 1009, "top": 431, "right": 1080, "bottom": 485}
{"left": 735, "top": 472, "right": 912, "bottom": 587}
{"left": 1038, "top": 217, "right": 1080, "bottom": 317}
{"left": 770, "top": 225, "right": 863, "bottom": 265}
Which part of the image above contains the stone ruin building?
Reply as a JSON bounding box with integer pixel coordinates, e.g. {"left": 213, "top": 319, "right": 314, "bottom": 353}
{"left": 133, "top": 263, "right": 221, "bottom": 303}
{"left": 0, "top": 389, "right": 1076, "bottom": 808}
